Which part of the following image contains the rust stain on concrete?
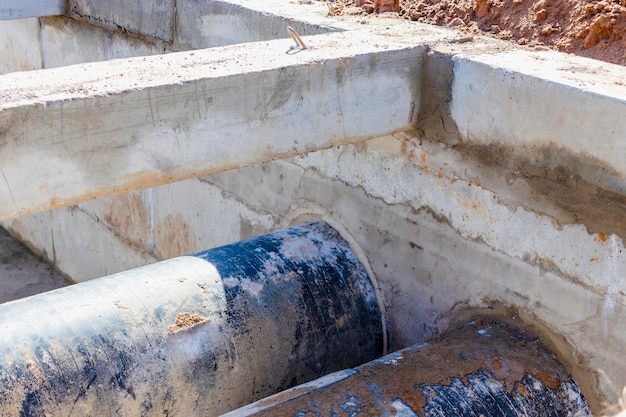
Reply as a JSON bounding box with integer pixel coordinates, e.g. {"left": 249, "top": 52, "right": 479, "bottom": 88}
{"left": 105, "top": 193, "right": 150, "bottom": 247}
{"left": 154, "top": 212, "right": 197, "bottom": 259}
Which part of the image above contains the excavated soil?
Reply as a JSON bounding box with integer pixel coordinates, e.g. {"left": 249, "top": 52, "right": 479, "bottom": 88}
{"left": 167, "top": 312, "right": 209, "bottom": 334}
{"left": 330, "top": 0, "right": 626, "bottom": 65}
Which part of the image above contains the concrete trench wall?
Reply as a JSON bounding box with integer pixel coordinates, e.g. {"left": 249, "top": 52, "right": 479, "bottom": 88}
{"left": 2, "top": 0, "right": 626, "bottom": 414}
{"left": 0, "top": 0, "right": 335, "bottom": 75}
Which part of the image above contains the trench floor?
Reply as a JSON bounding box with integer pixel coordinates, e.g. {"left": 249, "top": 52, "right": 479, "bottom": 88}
{"left": 0, "top": 227, "right": 70, "bottom": 303}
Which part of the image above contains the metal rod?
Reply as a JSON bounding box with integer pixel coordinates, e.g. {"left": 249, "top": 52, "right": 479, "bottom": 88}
{"left": 287, "top": 26, "right": 308, "bottom": 49}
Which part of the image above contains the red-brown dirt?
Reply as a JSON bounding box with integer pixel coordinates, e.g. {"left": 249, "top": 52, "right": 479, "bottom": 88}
{"left": 330, "top": 0, "right": 626, "bottom": 66}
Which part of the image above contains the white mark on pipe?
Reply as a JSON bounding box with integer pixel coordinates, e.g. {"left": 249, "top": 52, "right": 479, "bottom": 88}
{"left": 391, "top": 398, "right": 419, "bottom": 416}
{"left": 240, "top": 279, "right": 264, "bottom": 298}
{"left": 369, "top": 351, "right": 404, "bottom": 366}
{"left": 222, "top": 277, "right": 239, "bottom": 288}
{"left": 222, "top": 276, "right": 264, "bottom": 297}
{"left": 221, "top": 370, "right": 357, "bottom": 417}
{"left": 281, "top": 238, "right": 319, "bottom": 260}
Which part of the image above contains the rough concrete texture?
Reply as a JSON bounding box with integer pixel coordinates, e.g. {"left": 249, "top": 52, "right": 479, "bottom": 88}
{"left": 450, "top": 49, "right": 626, "bottom": 197}
{"left": 10, "top": 130, "right": 626, "bottom": 411}
{"left": 175, "top": 0, "right": 336, "bottom": 50}
{"left": 0, "top": 17, "right": 41, "bottom": 74}
{"left": 40, "top": 16, "right": 108, "bottom": 68}
{"left": 40, "top": 16, "right": 169, "bottom": 69}
{"left": 68, "top": 0, "right": 175, "bottom": 43}
{"left": 4, "top": 180, "right": 274, "bottom": 281}
{"left": 0, "top": 31, "right": 423, "bottom": 221}
{"left": 6, "top": 205, "right": 158, "bottom": 281}
{"left": 0, "top": 0, "right": 65, "bottom": 20}
{"left": 0, "top": 15, "right": 168, "bottom": 75}
{"left": 1, "top": 0, "right": 341, "bottom": 76}
{"left": 2, "top": 1, "right": 626, "bottom": 413}
{"left": 67, "top": 0, "right": 337, "bottom": 50}
{"left": 0, "top": 227, "right": 69, "bottom": 303}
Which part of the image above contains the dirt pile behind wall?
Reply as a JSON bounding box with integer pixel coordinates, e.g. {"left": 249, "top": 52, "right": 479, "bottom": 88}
{"left": 331, "top": 0, "right": 626, "bottom": 65}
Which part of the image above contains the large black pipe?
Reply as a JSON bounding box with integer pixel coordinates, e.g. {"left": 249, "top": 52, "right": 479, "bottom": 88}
{"left": 0, "top": 222, "right": 383, "bottom": 416}
{"left": 225, "top": 319, "right": 592, "bottom": 417}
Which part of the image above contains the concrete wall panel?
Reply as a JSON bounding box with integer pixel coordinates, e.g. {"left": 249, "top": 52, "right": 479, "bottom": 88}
{"left": 4, "top": 177, "right": 277, "bottom": 281}
{"left": 68, "top": 0, "right": 175, "bottom": 43}
{"left": 176, "top": 0, "right": 336, "bottom": 49}
{"left": 108, "top": 32, "right": 166, "bottom": 60}
{"left": 1, "top": 16, "right": 169, "bottom": 75}
{"left": 0, "top": 33, "right": 423, "bottom": 220}
{"left": 6, "top": 206, "right": 158, "bottom": 282}
{"left": 450, "top": 49, "right": 626, "bottom": 196}
{"left": 0, "top": 18, "right": 42, "bottom": 74}
{"left": 40, "top": 16, "right": 109, "bottom": 68}
{"left": 0, "top": 0, "right": 65, "bottom": 20}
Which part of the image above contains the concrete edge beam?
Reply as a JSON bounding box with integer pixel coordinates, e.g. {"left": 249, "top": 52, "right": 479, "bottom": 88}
{"left": 0, "top": 0, "right": 66, "bottom": 20}
{"left": 0, "top": 31, "right": 425, "bottom": 220}
{"left": 448, "top": 47, "right": 626, "bottom": 195}
{"left": 68, "top": 0, "right": 175, "bottom": 43}
{"left": 176, "top": 0, "right": 340, "bottom": 50}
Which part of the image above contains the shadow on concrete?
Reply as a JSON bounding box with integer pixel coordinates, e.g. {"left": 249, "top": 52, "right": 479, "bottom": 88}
{"left": 0, "top": 227, "right": 71, "bottom": 303}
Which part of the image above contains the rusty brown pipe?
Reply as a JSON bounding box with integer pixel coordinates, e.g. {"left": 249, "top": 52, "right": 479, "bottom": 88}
{"left": 224, "top": 319, "right": 592, "bottom": 417}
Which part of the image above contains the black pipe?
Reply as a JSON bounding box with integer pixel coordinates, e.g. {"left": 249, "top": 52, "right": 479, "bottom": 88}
{"left": 224, "top": 319, "right": 592, "bottom": 417}
{"left": 0, "top": 222, "right": 383, "bottom": 416}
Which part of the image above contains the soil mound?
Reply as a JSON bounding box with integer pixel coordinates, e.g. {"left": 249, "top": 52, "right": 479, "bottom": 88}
{"left": 330, "top": 0, "right": 626, "bottom": 65}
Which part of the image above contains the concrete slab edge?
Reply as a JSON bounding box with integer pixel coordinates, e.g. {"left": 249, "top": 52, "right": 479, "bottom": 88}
{"left": 0, "top": 0, "right": 65, "bottom": 20}
{"left": 1, "top": 0, "right": 626, "bottom": 216}
{"left": 0, "top": 31, "right": 425, "bottom": 220}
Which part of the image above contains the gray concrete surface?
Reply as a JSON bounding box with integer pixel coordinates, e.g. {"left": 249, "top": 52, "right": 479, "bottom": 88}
{"left": 69, "top": 0, "right": 338, "bottom": 48}
{"left": 0, "top": 31, "right": 423, "bottom": 221}
{"left": 0, "top": 0, "right": 336, "bottom": 75}
{"left": 0, "top": 0, "right": 65, "bottom": 20}
{"left": 69, "top": 0, "right": 175, "bottom": 42}
{"left": 0, "top": 17, "right": 42, "bottom": 74}
{"left": 1, "top": 0, "right": 626, "bottom": 413}
{"left": 0, "top": 15, "right": 167, "bottom": 74}
{"left": 449, "top": 49, "right": 626, "bottom": 196}
{"left": 0, "top": 227, "right": 70, "bottom": 303}
{"left": 174, "top": 0, "right": 337, "bottom": 49}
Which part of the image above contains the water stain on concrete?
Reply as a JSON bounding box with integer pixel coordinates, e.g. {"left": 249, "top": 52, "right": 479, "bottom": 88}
{"left": 105, "top": 192, "right": 150, "bottom": 248}
{"left": 154, "top": 212, "right": 197, "bottom": 259}
{"left": 459, "top": 142, "right": 626, "bottom": 241}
